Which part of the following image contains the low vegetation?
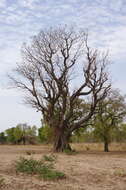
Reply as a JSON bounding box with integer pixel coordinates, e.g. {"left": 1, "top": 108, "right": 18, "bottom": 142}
{"left": 15, "top": 155, "right": 65, "bottom": 180}
{"left": 0, "top": 145, "right": 126, "bottom": 189}
{"left": 43, "top": 154, "right": 57, "bottom": 162}
{"left": 0, "top": 176, "right": 5, "bottom": 188}
{"left": 114, "top": 168, "right": 126, "bottom": 177}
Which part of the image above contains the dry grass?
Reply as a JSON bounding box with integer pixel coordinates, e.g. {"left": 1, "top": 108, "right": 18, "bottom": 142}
{"left": 71, "top": 142, "right": 126, "bottom": 152}
{"left": 0, "top": 143, "right": 126, "bottom": 189}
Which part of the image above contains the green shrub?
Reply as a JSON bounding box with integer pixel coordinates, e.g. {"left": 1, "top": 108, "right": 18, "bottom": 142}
{"left": 0, "top": 176, "right": 5, "bottom": 188}
{"left": 16, "top": 157, "right": 43, "bottom": 174}
{"left": 43, "top": 154, "right": 57, "bottom": 162}
{"left": 114, "top": 168, "right": 126, "bottom": 177}
{"left": 40, "top": 169, "right": 65, "bottom": 180}
{"left": 15, "top": 156, "right": 65, "bottom": 180}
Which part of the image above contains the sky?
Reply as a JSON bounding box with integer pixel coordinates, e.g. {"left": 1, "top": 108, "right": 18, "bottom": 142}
{"left": 0, "top": 0, "right": 126, "bottom": 132}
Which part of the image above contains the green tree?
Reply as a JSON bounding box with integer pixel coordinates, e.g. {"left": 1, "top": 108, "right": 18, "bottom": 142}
{"left": 0, "top": 132, "right": 6, "bottom": 144}
{"left": 5, "top": 124, "right": 37, "bottom": 145}
{"left": 38, "top": 124, "right": 53, "bottom": 143}
{"left": 13, "top": 125, "right": 23, "bottom": 144}
{"left": 113, "top": 123, "right": 126, "bottom": 142}
{"left": 16, "top": 123, "right": 37, "bottom": 145}
{"left": 6, "top": 127, "right": 16, "bottom": 144}
{"left": 93, "top": 90, "right": 126, "bottom": 152}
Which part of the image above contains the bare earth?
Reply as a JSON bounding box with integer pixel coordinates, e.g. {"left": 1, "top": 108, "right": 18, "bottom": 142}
{"left": 0, "top": 143, "right": 126, "bottom": 190}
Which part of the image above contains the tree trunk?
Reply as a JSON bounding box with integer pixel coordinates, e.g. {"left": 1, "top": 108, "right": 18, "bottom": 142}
{"left": 22, "top": 136, "right": 26, "bottom": 145}
{"left": 53, "top": 128, "right": 71, "bottom": 152}
{"left": 104, "top": 140, "right": 109, "bottom": 152}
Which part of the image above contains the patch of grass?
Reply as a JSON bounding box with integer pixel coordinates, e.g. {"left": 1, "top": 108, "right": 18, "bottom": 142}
{"left": 114, "top": 168, "right": 126, "bottom": 177}
{"left": 15, "top": 157, "right": 46, "bottom": 174}
{"left": 0, "top": 176, "right": 5, "bottom": 188}
{"left": 43, "top": 154, "right": 57, "bottom": 162}
{"left": 15, "top": 156, "right": 65, "bottom": 180}
{"left": 39, "top": 167, "right": 65, "bottom": 180}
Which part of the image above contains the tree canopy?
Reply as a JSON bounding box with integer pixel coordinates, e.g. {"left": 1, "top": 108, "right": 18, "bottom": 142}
{"left": 93, "top": 90, "right": 126, "bottom": 151}
{"left": 5, "top": 124, "right": 37, "bottom": 145}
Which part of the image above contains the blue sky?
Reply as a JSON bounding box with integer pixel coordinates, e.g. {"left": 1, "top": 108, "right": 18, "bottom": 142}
{"left": 0, "top": 0, "right": 126, "bottom": 132}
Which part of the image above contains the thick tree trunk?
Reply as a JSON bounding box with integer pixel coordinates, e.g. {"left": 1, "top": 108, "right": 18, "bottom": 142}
{"left": 104, "top": 140, "right": 109, "bottom": 152}
{"left": 53, "top": 128, "right": 71, "bottom": 152}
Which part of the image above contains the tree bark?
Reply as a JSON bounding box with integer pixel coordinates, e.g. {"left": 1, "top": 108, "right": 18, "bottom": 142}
{"left": 53, "top": 128, "right": 71, "bottom": 152}
{"left": 104, "top": 140, "right": 109, "bottom": 152}
{"left": 22, "top": 136, "right": 26, "bottom": 145}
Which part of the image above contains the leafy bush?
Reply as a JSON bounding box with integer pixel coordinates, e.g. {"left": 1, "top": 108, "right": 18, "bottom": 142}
{"left": 16, "top": 157, "right": 44, "bottom": 174}
{"left": 15, "top": 156, "right": 65, "bottom": 180}
{"left": 114, "top": 168, "right": 126, "bottom": 177}
{"left": 43, "top": 154, "right": 57, "bottom": 162}
{"left": 40, "top": 169, "right": 65, "bottom": 180}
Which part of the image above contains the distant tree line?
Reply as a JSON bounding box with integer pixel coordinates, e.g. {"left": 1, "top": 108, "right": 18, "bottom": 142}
{"left": 0, "top": 124, "right": 37, "bottom": 145}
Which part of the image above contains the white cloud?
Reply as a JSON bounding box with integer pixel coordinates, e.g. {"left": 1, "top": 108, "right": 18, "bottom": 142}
{"left": 0, "top": 0, "right": 6, "bottom": 8}
{"left": 7, "top": 4, "right": 17, "bottom": 12}
{"left": 18, "top": 0, "right": 40, "bottom": 9}
{"left": 0, "top": 0, "right": 125, "bottom": 76}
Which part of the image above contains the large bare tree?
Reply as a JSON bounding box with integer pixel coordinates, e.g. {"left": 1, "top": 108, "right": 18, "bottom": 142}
{"left": 10, "top": 27, "right": 111, "bottom": 152}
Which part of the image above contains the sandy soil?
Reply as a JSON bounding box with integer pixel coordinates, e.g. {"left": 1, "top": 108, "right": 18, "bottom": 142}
{"left": 0, "top": 144, "right": 126, "bottom": 190}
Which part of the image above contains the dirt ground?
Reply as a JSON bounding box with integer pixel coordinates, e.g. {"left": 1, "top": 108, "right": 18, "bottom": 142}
{"left": 0, "top": 143, "right": 126, "bottom": 190}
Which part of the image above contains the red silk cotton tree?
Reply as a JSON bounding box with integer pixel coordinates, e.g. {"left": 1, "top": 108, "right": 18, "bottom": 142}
{"left": 10, "top": 27, "right": 111, "bottom": 152}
